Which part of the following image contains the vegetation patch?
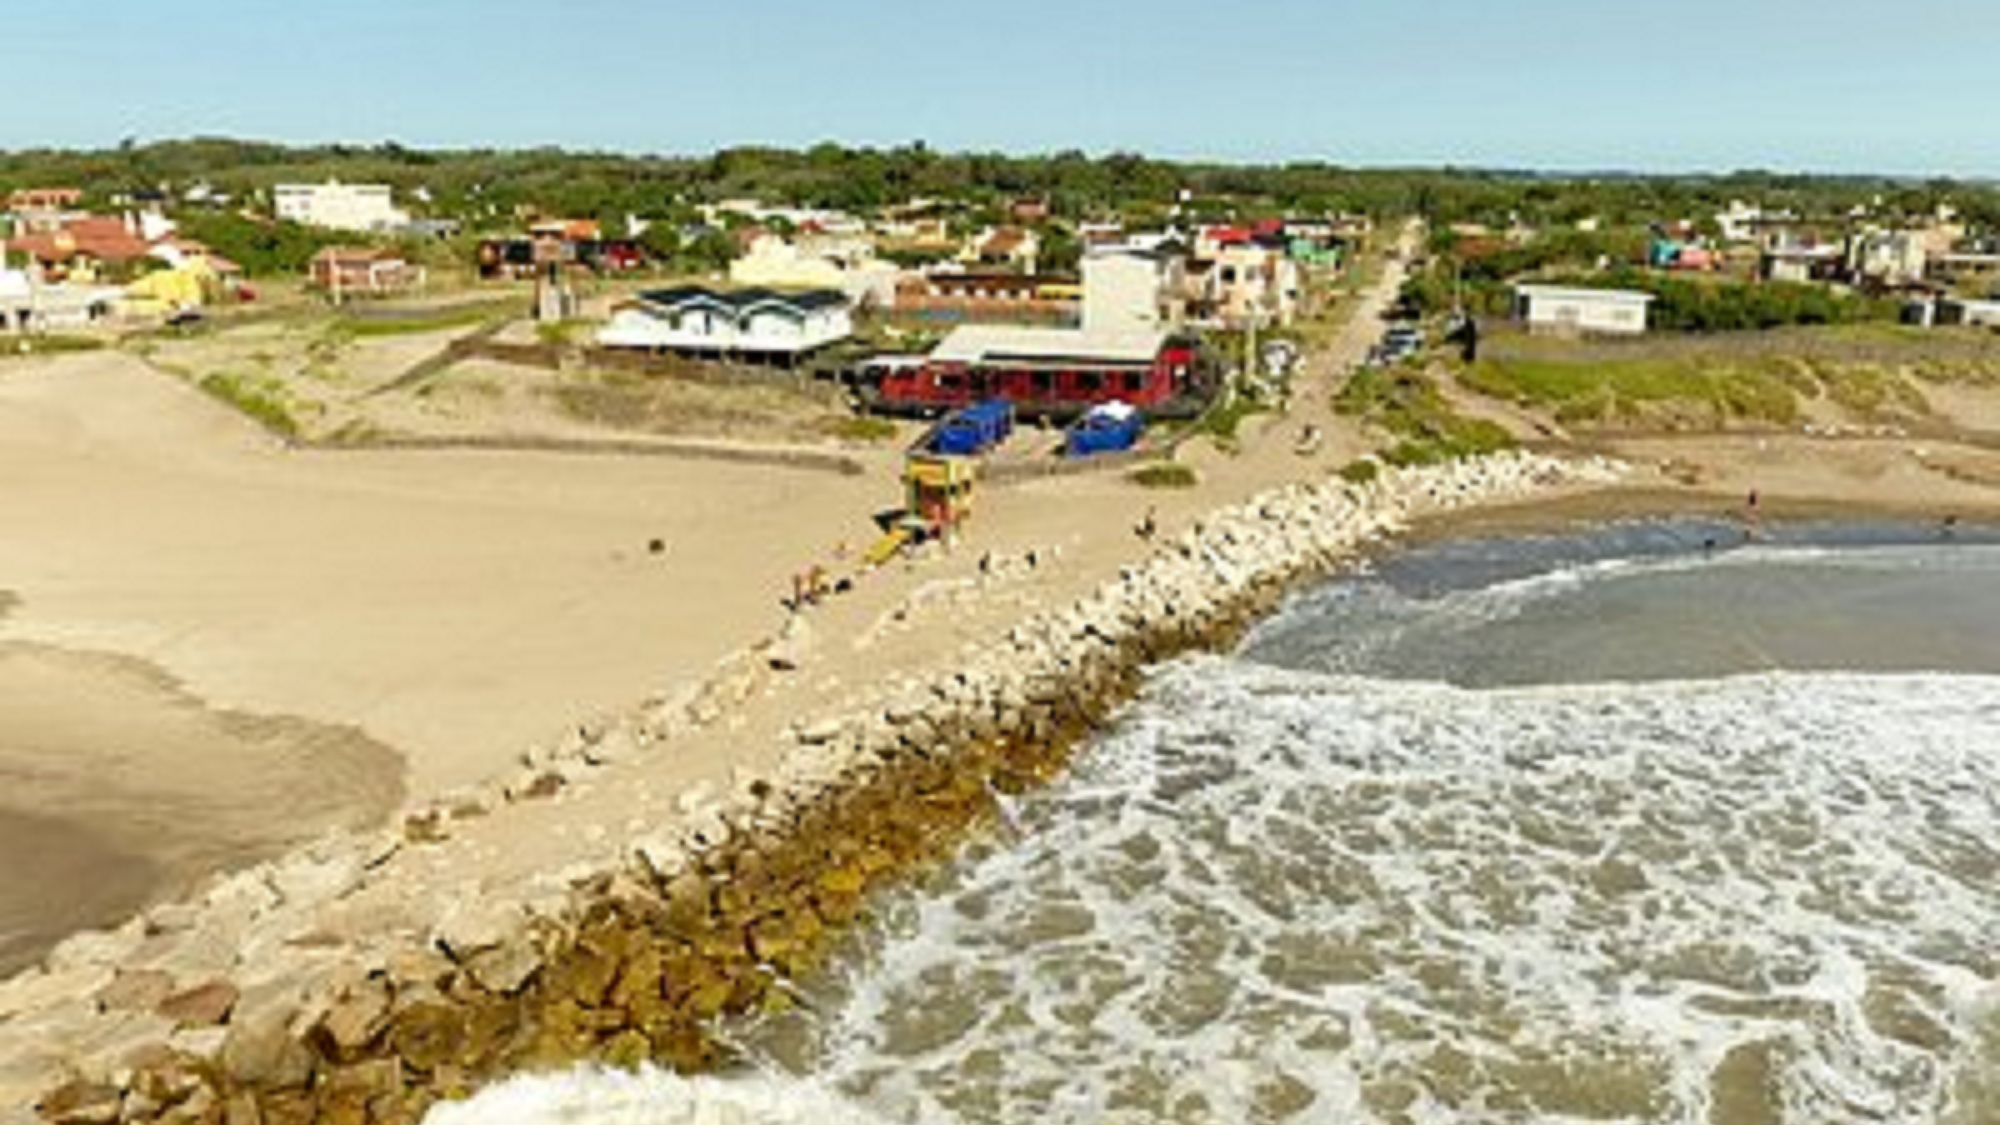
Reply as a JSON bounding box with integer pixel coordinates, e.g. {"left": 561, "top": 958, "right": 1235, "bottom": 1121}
{"left": 1460, "top": 355, "right": 1803, "bottom": 429}
{"left": 1190, "top": 393, "right": 1268, "bottom": 451}
{"left": 1817, "top": 363, "right": 1932, "bottom": 419}
{"left": 1129, "top": 461, "right": 1199, "bottom": 489}
{"left": 1338, "top": 459, "right": 1383, "bottom": 485}
{"left": 816, "top": 415, "right": 901, "bottom": 444}
{"left": 200, "top": 370, "right": 303, "bottom": 439}
{"left": 1334, "top": 365, "right": 1516, "bottom": 464}
{"left": 534, "top": 319, "right": 590, "bottom": 347}
{"left": 335, "top": 304, "right": 510, "bottom": 339}
{"left": 1, "top": 334, "right": 107, "bottom": 359}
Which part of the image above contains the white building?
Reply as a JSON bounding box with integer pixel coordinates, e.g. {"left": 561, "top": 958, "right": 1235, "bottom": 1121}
{"left": 273, "top": 181, "right": 410, "bottom": 232}
{"left": 598, "top": 287, "right": 853, "bottom": 359}
{"left": 728, "top": 233, "right": 899, "bottom": 307}
{"left": 1847, "top": 230, "right": 1929, "bottom": 287}
{"left": 1513, "top": 284, "right": 1654, "bottom": 336}
{"left": 1934, "top": 297, "right": 2000, "bottom": 329}
{"left": 1200, "top": 244, "right": 1300, "bottom": 329}
{"left": 1081, "top": 243, "right": 1185, "bottom": 333}
{"left": 0, "top": 269, "right": 121, "bottom": 332}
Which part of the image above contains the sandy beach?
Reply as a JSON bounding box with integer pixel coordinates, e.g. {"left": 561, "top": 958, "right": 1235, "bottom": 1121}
{"left": 0, "top": 351, "right": 897, "bottom": 799}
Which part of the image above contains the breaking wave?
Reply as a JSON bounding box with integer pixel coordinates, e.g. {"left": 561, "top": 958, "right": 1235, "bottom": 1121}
{"left": 439, "top": 530, "right": 2000, "bottom": 1125}
{"left": 424, "top": 1067, "right": 887, "bottom": 1125}
{"left": 753, "top": 663, "right": 2000, "bottom": 1125}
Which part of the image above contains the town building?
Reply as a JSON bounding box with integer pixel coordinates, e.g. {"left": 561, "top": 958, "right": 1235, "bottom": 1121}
{"left": 1932, "top": 296, "right": 2000, "bottom": 329}
{"left": 888, "top": 271, "right": 1080, "bottom": 327}
{"left": 0, "top": 269, "right": 121, "bottom": 332}
{"left": 1760, "top": 240, "right": 1846, "bottom": 284}
{"left": 1847, "top": 230, "right": 1929, "bottom": 288}
{"left": 729, "top": 232, "right": 898, "bottom": 307}
{"left": 1192, "top": 242, "right": 1300, "bottom": 329}
{"left": 963, "top": 226, "right": 1040, "bottom": 273}
{"left": 596, "top": 286, "right": 853, "bottom": 361}
{"left": 308, "top": 246, "right": 422, "bottom": 299}
{"left": 875, "top": 323, "right": 1197, "bottom": 417}
{"left": 1513, "top": 284, "right": 1654, "bottom": 336}
{"left": 5, "top": 187, "right": 83, "bottom": 214}
{"left": 1081, "top": 242, "right": 1185, "bottom": 333}
{"left": 7, "top": 217, "right": 155, "bottom": 282}
{"left": 1928, "top": 249, "right": 2000, "bottom": 292}
{"left": 274, "top": 181, "right": 410, "bottom": 232}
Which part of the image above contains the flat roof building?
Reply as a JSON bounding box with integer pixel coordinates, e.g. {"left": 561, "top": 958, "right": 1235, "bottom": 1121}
{"left": 1513, "top": 284, "right": 1655, "bottom": 336}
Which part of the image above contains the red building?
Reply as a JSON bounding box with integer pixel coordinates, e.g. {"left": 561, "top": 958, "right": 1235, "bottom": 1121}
{"left": 867, "top": 325, "right": 1207, "bottom": 420}
{"left": 8, "top": 216, "right": 153, "bottom": 281}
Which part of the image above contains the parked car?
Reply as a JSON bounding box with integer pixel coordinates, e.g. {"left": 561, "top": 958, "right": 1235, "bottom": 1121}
{"left": 1383, "top": 325, "right": 1422, "bottom": 350}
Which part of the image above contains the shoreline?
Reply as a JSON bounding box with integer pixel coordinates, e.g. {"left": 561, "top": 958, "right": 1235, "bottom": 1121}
{"left": 0, "top": 450, "right": 1992, "bottom": 1112}
{"left": 0, "top": 640, "right": 407, "bottom": 980}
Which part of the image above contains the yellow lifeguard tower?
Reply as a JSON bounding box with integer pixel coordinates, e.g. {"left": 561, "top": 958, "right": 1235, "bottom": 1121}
{"left": 864, "top": 453, "right": 978, "bottom": 566}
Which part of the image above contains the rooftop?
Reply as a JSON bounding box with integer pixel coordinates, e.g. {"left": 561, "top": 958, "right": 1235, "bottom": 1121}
{"left": 633, "top": 286, "right": 848, "bottom": 314}
{"left": 932, "top": 324, "right": 1169, "bottom": 366}
{"left": 1514, "top": 284, "right": 1656, "bottom": 305}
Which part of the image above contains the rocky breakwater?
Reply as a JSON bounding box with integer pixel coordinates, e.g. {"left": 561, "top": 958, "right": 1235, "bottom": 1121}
{"left": 9, "top": 452, "right": 1625, "bottom": 1125}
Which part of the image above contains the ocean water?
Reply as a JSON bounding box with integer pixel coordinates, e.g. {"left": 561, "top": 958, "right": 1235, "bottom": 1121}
{"left": 440, "top": 523, "right": 2000, "bottom": 1125}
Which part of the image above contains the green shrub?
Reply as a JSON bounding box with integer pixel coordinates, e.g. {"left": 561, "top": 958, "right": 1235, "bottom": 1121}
{"left": 820, "top": 415, "right": 901, "bottom": 443}
{"left": 1467, "top": 355, "right": 1801, "bottom": 428}
{"left": 1129, "top": 461, "right": 1199, "bottom": 489}
{"left": 1338, "top": 459, "right": 1382, "bottom": 484}
{"left": 338, "top": 306, "right": 504, "bottom": 338}
{"left": 199, "top": 371, "right": 301, "bottom": 439}
{"left": 2, "top": 334, "right": 106, "bottom": 358}
{"left": 1334, "top": 366, "right": 1518, "bottom": 464}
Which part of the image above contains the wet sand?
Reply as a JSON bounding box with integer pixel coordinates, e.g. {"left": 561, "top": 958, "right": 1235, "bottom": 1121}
{"left": 0, "top": 641, "right": 404, "bottom": 977}
{"left": 0, "top": 809, "right": 159, "bottom": 980}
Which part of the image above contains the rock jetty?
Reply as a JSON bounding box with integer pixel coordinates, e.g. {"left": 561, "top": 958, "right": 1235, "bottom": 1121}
{"left": 4, "top": 452, "right": 1624, "bottom": 1125}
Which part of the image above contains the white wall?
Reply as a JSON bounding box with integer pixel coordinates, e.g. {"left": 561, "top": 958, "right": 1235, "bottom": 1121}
{"left": 275, "top": 183, "right": 409, "bottom": 232}
{"left": 1082, "top": 253, "right": 1165, "bottom": 333}
{"left": 1521, "top": 292, "right": 1650, "bottom": 335}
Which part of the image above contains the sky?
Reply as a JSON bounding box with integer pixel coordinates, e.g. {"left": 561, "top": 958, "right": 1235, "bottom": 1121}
{"left": 14, "top": 0, "right": 2000, "bottom": 177}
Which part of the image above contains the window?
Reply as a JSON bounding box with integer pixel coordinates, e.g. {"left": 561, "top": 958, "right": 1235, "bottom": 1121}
{"left": 1124, "top": 372, "right": 1147, "bottom": 394}
{"left": 1032, "top": 371, "right": 1054, "bottom": 395}
{"left": 1079, "top": 372, "right": 1104, "bottom": 394}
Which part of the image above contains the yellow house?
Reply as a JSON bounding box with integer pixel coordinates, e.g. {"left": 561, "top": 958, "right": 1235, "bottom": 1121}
{"left": 125, "top": 259, "right": 218, "bottom": 315}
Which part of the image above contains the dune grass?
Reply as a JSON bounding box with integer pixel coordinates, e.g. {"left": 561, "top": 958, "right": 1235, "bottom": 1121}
{"left": 1334, "top": 365, "right": 1516, "bottom": 465}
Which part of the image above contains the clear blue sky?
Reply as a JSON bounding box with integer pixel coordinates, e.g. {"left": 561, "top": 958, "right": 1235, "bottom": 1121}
{"left": 17, "top": 0, "right": 2000, "bottom": 176}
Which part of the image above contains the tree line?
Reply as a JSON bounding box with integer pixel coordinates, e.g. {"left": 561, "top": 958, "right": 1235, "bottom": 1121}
{"left": 5, "top": 139, "right": 1995, "bottom": 281}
